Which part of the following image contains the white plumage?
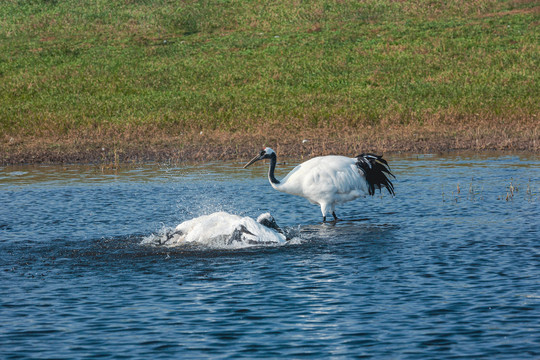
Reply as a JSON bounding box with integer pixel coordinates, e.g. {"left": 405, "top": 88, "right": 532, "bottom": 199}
{"left": 277, "top": 155, "right": 367, "bottom": 217}
{"left": 244, "top": 147, "right": 395, "bottom": 222}
{"left": 142, "top": 212, "right": 287, "bottom": 248}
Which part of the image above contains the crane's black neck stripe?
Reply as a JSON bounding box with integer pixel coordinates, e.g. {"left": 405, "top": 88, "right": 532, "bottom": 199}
{"left": 268, "top": 153, "right": 280, "bottom": 184}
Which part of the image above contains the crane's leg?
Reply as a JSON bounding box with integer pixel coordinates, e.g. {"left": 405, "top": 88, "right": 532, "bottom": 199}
{"left": 321, "top": 203, "right": 329, "bottom": 223}
{"left": 329, "top": 203, "right": 340, "bottom": 222}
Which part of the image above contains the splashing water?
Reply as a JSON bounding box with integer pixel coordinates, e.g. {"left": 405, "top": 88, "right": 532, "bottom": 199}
{"left": 142, "top": 212, "right": 295, "bottom": 249}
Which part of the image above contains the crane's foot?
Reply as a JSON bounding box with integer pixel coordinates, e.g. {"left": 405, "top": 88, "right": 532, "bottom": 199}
{"left": 322, "top": 214, "right": 340, "bottom": 224}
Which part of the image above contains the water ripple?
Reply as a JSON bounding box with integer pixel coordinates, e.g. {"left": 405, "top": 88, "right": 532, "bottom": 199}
{"left": 1, "top": 155, "right": 539, "bottom": 359}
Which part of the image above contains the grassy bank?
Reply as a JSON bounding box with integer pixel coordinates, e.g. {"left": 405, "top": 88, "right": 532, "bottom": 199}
{"left": 1, "top": 0, "right": 539, "bottom": 163}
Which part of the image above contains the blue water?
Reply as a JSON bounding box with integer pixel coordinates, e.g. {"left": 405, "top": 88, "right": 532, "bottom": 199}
{"left": 1, "top": 154, "right": 539, "bottom": 359}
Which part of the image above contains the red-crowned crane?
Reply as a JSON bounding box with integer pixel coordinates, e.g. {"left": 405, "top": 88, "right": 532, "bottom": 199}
{"left": 244, "top": 147, "right": 395, "bottom": 222}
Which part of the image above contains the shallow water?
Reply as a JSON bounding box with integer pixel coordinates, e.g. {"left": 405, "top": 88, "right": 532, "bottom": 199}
{"left": 1, "top": 154, "right": 539, "bottom": 359}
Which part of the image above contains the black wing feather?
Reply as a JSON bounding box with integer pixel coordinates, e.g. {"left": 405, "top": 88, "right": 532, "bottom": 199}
{"left": 355, "top": 153, "right": 395, "bottom": 196}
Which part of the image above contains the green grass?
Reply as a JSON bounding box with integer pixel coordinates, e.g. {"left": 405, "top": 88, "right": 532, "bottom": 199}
{"left": 0, "top": 0, "right": 538, "bottom": 137}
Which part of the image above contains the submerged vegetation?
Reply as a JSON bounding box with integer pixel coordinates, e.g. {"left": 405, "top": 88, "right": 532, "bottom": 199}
{"left": 0, "top": 0, "right": 539, "bottom": 163}
{"left": 440, "top": 177, "right": 539, "bottom": 203}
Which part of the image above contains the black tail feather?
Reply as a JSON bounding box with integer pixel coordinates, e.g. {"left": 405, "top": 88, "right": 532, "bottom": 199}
{"left": 356, "top": 153, "right": 395, "bottom": 196}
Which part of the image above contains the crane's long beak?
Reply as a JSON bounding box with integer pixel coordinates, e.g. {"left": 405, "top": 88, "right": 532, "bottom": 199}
{"left": 243, "top": 154, "right": 261, "bottom": 168}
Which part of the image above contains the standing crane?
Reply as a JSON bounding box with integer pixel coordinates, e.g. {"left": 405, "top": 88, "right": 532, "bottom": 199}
{"left": 243, "top": 147, "right": 395, "bottom": 222}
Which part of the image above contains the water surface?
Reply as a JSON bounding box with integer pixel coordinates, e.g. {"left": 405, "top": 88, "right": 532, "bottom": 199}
{"left": 1, "top": 154, "right": 539, "bottom": 359}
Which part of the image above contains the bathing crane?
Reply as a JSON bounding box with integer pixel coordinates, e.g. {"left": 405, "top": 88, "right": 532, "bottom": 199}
{"left": 244, "top": 147, "right": 395, "bottom": 222}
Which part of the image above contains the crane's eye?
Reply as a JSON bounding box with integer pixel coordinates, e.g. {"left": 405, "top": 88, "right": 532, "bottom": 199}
{"left": 259, "top": 150, "right": 265, "bottom": 156}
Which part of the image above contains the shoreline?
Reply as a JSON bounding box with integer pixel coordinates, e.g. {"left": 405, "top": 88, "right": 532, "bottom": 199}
{"left": 2, "top": 123, "right": 538, "bottom": 165}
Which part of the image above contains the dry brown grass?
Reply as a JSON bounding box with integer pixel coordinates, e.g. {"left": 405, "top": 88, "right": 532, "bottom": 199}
{"left": 2, "top": 114, "right": 538, "bottom": 165}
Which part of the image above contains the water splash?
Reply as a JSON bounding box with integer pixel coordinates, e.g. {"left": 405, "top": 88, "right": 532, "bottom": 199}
{"left": 142, "top": 212, "right": 296, "bottom": 249}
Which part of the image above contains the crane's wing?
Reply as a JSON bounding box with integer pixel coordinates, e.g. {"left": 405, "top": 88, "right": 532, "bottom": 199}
{"left": 279, "top": 156, "right": 366, "bottom": 201}
{"left": 355, "top": 153, "right": 395, "bottom": 196}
